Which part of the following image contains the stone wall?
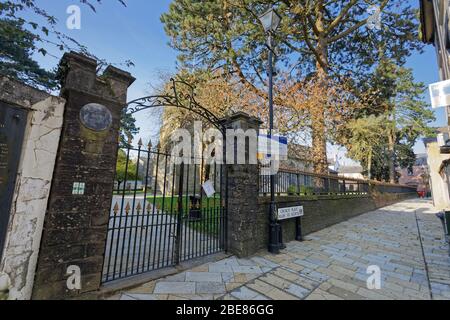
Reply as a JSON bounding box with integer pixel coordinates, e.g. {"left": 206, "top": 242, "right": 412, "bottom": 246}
{"left": 0, "top": 76, "right": 66, "bottom": 300}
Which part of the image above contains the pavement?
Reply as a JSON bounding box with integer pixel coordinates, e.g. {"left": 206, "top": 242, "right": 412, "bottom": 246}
{"left": 109, "top": 199, "right": 450, "bottom": 300}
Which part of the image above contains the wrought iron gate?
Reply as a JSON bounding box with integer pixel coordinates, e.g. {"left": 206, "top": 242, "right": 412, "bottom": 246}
{"left": 102, "top": 140, "right": 227, "bottom": 283}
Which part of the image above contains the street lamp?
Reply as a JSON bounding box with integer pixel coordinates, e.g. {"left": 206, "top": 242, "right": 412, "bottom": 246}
{"left": 259, "top": 8, "right": 282, "bottom": 254}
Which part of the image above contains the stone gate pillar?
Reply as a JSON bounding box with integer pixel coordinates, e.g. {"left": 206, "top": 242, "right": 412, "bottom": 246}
{"left": 32, "top": 52, "right": 135, "bottom": 299}
{"left": 221, "top": 112, "right": 263, "bottom": 257}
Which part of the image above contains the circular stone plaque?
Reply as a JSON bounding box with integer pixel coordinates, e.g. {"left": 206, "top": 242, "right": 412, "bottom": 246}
{"left": 79, "top": 103, "right": 113, "bottom": 132}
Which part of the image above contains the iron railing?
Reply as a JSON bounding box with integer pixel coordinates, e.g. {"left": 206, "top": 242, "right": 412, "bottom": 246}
{"left": 259, "top": 168, "right": 417, "bottom": 196}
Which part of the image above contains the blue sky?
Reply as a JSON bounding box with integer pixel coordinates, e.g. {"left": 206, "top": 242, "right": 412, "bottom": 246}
{"left": 27, "top": 0, "right": 444, "bottom": 155}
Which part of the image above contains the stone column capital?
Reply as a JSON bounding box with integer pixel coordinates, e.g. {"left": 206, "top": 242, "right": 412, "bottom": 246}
{"left": 58, "top": 51, "right": 135, "bottom": 105}
{"left": 220, "top": 112, "right": 263, "bottom": 130}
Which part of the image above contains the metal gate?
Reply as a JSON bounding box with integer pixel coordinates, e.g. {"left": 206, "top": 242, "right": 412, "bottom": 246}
{"left": 102, "top": 140, "right": 227, "bottom": 283}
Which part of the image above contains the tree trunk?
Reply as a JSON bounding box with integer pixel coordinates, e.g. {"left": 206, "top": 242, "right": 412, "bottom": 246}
{"left": 312, "top": 8, "right": 329, "bottom": 175}
{"left": 368, "top": 148, "right": 372, "bottom": 180}
{"left": 387, "top": 131, "right": 395, "bottom": 183}
{"left": 312, "top": 107, "right": 328, "bottom": 174}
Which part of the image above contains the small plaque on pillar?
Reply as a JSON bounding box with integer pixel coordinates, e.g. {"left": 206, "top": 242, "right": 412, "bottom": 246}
{"left": 79, "top": 103, "right": 112, "bottom": 131}
{"left": 72, "top": 182, "right": 86, "bottom": 195}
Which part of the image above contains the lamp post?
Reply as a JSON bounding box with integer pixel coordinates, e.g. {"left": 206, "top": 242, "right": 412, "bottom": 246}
{"left": 259, "top": 8, "right": 282, "bottom": 254}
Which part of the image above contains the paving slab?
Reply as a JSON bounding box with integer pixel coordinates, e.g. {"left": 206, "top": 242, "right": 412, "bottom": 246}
{"left": 153, "top": 281, "right": 196, "bottom": 294}
{"left": 185, "top": 272, "right": 222, "bottom": 283}
{"left": 196, "top": 282, "right": 226, "bottom": 294}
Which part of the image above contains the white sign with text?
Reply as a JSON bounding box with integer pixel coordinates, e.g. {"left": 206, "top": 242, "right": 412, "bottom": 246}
{"left": 202, "top": 180, "right": 216, "bottom": 198}
{"left": 277, "top": 206, "right": 304, "bottom": 220}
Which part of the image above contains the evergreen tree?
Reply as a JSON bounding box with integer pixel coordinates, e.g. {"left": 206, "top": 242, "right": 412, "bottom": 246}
{"left": 0, "top": 18, "right": 58, "bottom": 90}
{"left": 120, "top": 109, "right": 140, "bottom": 147}
{"left": 346, "top": 59, "right": 435, "bottom": 182}
{"left": 346, "top": 115, "right": 385, "bottom": 180}
{"left": 0, "top": 0, "right": 129, "bottom": 91}
{"left": 115, "top": 149, "right": 141, "bottom": 191}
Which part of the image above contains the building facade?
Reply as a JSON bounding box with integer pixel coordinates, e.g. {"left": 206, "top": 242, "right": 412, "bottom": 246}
{"left": 421, "top": 0, "right": 450, "bottom": 81}
{"left": 420, "top": 0, "right": 450, "bottom": 209}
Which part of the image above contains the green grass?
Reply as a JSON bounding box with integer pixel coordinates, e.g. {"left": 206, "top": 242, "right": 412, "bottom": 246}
{"left": 148, "top": 195, "right": 221, "bottom": 213}
{"left": 148, "top": 195, "right": 223, "bottom": 236}
{"left": 113, "top": 190, "right": 147, "bottom": 195}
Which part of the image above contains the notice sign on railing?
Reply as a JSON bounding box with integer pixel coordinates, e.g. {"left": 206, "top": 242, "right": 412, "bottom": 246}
{"left": 257, "top": 133, "right": 288, "bottom": 160}
{"left": 277, "top": 206, "right": 304, "bottom": 220}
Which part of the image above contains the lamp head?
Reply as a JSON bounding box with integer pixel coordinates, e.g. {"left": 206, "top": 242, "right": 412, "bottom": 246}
{"left": 259, "top": 8, "right": 281, "bottom": 33}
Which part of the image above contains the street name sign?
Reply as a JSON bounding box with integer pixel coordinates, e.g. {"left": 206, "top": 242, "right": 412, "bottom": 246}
{"left": 277, "top": 206, "right": 304, "bottom": 221}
